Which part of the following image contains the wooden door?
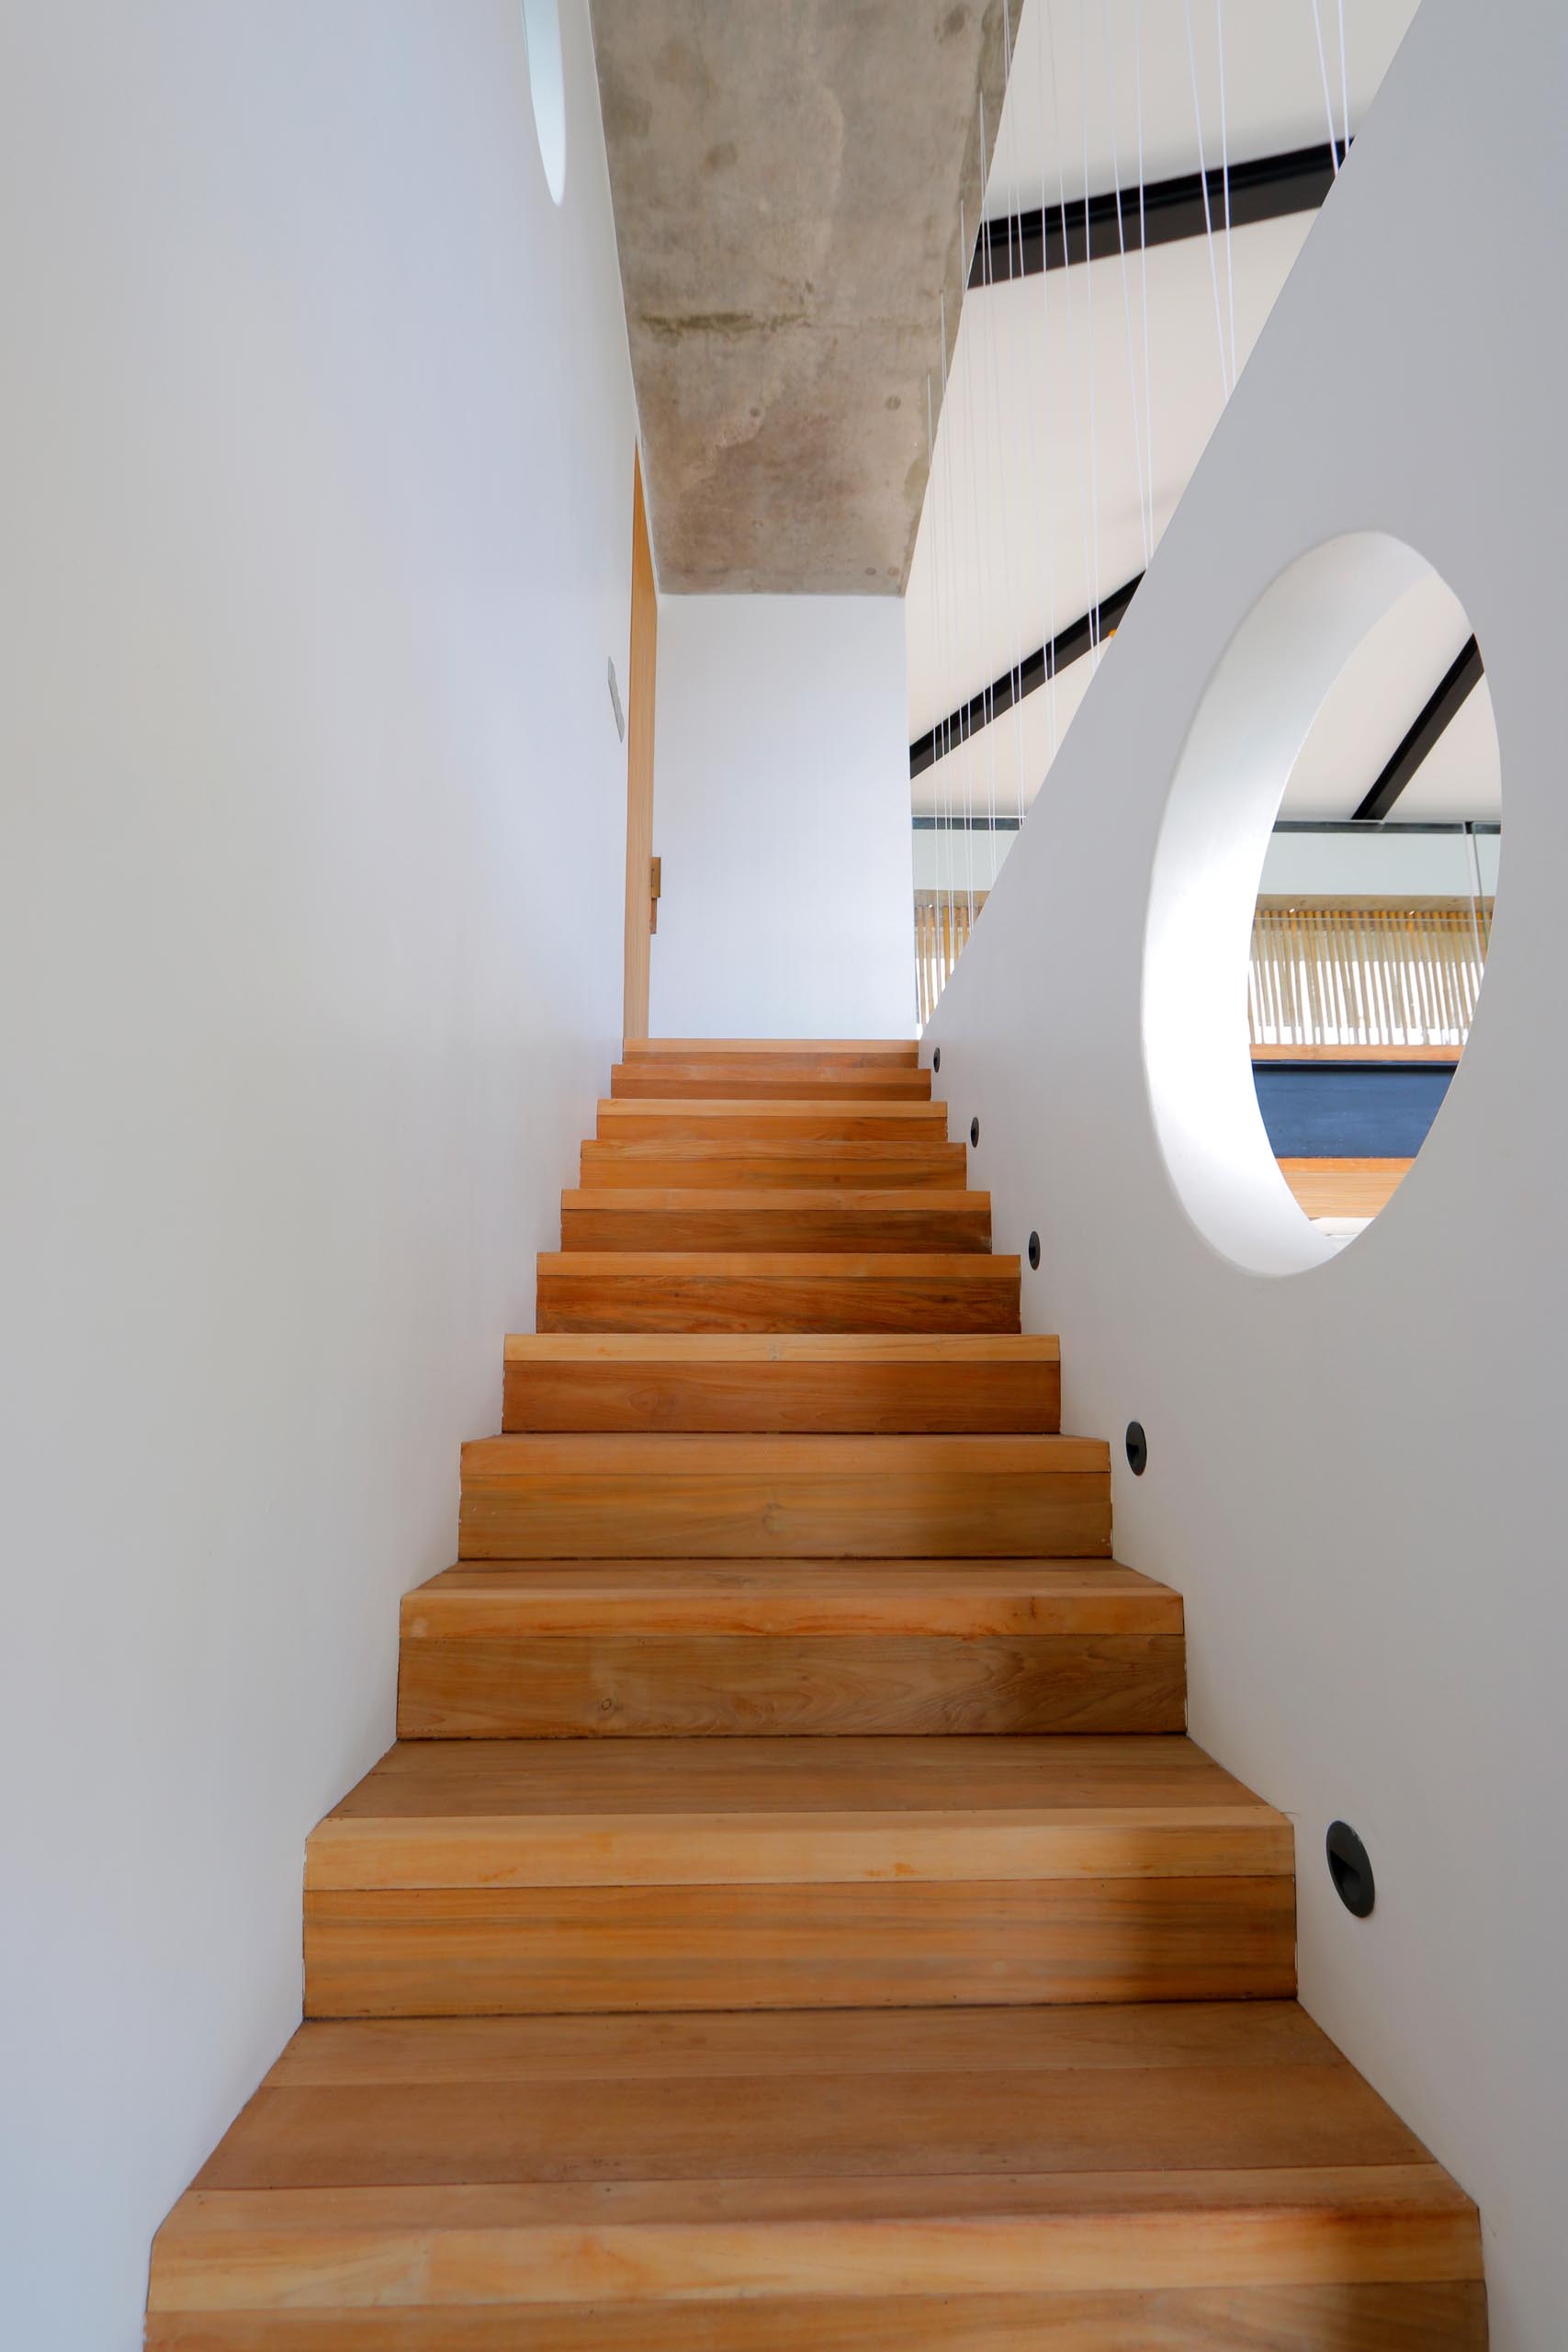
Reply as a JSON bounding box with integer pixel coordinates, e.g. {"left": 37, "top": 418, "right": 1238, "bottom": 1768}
{"left": 622, "top": 447, "right": 658, "bottom": 1041}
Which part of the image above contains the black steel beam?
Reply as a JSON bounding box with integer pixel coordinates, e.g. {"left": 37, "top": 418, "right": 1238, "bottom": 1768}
{"left": 1352, "top": 637, "right": 1485, "bottom": 822}
{"left": 969, "top": 140, "right": 1347, "bottom": 288}
{"left": 909, "top": 574, "right": 1142, "bottom": 780}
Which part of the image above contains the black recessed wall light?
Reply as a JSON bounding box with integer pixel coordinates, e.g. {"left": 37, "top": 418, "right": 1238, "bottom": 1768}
{"left": 1326, "top": 1820, "right": 1375, "bottom": 1917}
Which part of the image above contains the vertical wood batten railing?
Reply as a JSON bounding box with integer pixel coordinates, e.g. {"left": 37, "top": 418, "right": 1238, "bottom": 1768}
{"left": 1248, "top": 898, "right": 1492, "bottom": 1048}
{"left": 915, "top": 888, "right": 988, "bottom": 1026}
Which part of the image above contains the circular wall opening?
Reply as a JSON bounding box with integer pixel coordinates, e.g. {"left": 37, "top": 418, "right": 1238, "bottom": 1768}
{"left": 520, "top": 0, "right": 566, "bottom": 206}
{"left": 1145, "top": 534, "right": 1501, "bottom": 1275}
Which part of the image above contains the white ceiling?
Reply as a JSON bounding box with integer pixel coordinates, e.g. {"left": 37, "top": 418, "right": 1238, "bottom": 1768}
{"left": 906, "top": 0, "right": 1499, "bottom": 832}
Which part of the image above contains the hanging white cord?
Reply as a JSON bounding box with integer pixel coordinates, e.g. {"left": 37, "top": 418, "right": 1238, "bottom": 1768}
{"left": 1099, "top": 0, "right": 1151, "bottom": 571}
{"left": 937, "top": 290, "right": 958, "bottom": 978}
{"left": 1214, "top": 0, "right": 1237, "bottom": 389}
{"left": 1078, "top": 0, "right": 1104, "bottom": 669}
{"left": 995, "top": 4, "right": 1030, "bottom": 842}
{"left": 949, "top": 202, "right": 973, "bottom": 931}
{"left": 1035, "top": 0, "right": 1061, "bottom": 763}
{"left": 1043, "top": 2, "right": 1100, "bottom": 684}
{"left": 1133, "top": 0, "right": 1156, "bottom": 565}
{"left": 976, "top": 99, "right": 1003, "bottom": 866}
{"left": 1337, "top": 0, "right": 1351, "bottom": 157}
{"left": 1309, "top": 0, "right": 1342, "bottom": 172}
{"left": 1182, "top": 0, "right": 1232, "bottom": 400}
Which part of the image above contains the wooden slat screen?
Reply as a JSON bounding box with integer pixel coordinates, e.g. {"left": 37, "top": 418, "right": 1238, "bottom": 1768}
{"left": 914, "top": 889, "right": 988, "bottom": 1026}
{"left": 1249, "top": 897, "right": 1492, "bottom": 1049}
{"left": 917, "top": 892, "right": 1492, "bottom": 1045}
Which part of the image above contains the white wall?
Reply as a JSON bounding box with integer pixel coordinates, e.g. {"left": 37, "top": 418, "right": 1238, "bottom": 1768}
{"left": 0, "top": 6, "right": 636, "bottom": 2345}
{"left": 649, "top": 596, "right": 915, "bottom": 1037}
{"left": 925, "top": 0, "right": 1565, "bottom": 2340}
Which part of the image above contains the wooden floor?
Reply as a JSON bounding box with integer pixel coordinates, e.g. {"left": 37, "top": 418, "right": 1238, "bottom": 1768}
{"left": 147, "top": 1037, "right": 1484, "bottom": 2347}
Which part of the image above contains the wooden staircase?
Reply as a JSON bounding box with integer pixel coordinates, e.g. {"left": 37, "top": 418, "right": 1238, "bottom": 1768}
{"left": 147, "top": 1037, "right": 1485, "bottom": 2346}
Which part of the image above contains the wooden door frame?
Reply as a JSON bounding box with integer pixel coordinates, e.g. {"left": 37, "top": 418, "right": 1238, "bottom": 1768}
{"left": 622, "top": 447, "right": 658, "bottom": 1041}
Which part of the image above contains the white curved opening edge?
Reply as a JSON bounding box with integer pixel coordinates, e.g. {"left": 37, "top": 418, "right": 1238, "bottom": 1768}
{"left": 521, "top": 0, "right": 567, "bottom": 206}
{"left": 1143, "top": 532, "right": 1438, "bottom": 1277}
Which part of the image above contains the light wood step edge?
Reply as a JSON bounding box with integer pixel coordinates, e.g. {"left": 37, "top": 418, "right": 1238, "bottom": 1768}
{"left": 504, "top": 1334, "right": 1056, "bottom": 1362}
{"left": 305, "top": 1800, "right": 1291, "bottom": 1890}
{"left": 609, "top": 1071, "right": 934, "bottom": 1101}
{"left": 597, "top": 1100, "right": 947, "bottom": 1121}
{"left": 149, "top": 2167, "right": 1483, "bottom": 2317}
{"left": 624, "top": 1037, "right": 919, "bottom": 1057}
{"left": 405, "top": 1558, "right": 1174, "bottom": 1634}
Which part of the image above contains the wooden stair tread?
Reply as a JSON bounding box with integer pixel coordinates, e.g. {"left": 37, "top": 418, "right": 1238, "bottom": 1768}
{"left": 562, "top": 1187, "right": 984, "bottom": 1211}
{"left": 152, "top": 2006, "right": 1481, "bottom": 2335}
{"left": 301, "top": 1736, "right": 1292, "bottom": 2014}
{"left": 398, "top": 1560, "right": 1182, "bottom": 1740}
{"left": 541, "top": 1250, "right": 1014, "bottom": 1274}
{"left": 464, "top": 1432, "right": 1104, "bottom": 1469}
{"left": 191, "top": 2003, "right": 1427, "bottom": 2184}
{"left": 317, "top": 1731, "right": 1271, "bottom": 1826}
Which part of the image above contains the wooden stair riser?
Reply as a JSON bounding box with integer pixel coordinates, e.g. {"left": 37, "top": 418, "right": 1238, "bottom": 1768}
{"left": 502, "top": 1337, "right": 1059, "bottom": 1433}
{"left": 610, "top": 1065, "right": 932, "bottom": 1101}
{"left": 537, "top": 1255, "right": 1021, "bottom": 1335}
{"left": 595, "top": 1102, "right": 949, "bottom": 1144}
{"left": 397, "top": 1633, "right": 1185, "bottom": 1739}
{"left": 580, "top": 1141, "right": 967, "bottom": 1190}
{"left": 302, "top": 1876, "right": 1293, "bottom": 2017}
{"left": 458, "top": 1437, "right": 1110, "bottom": 1559}
{"left": 558, "top": 1191, "right": 991, "bottom": 1254}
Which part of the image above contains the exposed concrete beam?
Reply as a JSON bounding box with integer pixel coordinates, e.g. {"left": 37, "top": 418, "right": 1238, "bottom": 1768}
{"left": 590, "top": 1, "right": 1010, "bottom": 594}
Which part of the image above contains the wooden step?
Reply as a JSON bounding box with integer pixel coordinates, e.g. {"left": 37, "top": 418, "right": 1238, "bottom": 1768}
{"left": 559, "top": 1189, "right": 990, "bottom": 1254}
{"left": 581, "top": 1136, "right": 967, "bottom": 1189}
{"left": 624, "top": 1036, "right": 919, "bottom": 1062}
{"left": 458, "top": 1434, "right": 1108, "bottom": 1559}
{"left": 397, "top": 1561, "right": 1183, "bottom": 1737}
{"left": 502, "top": 1334, "right": 1059, "bottom": 1433}
{"left": 596, "top": 1099, "right": 948, "bottom": 1144}
{"left": 611, "top": 1063, "right": 932, "bottom": 1101}
{"left": 300, "top": 1736, "right": 1294, "bottom": 2017}
{"left": 537, "top": 1252, "right": 1020, "bottom": 1334}
{"left": 149, "top": 2003, "right": 1483, "bottom": 2349}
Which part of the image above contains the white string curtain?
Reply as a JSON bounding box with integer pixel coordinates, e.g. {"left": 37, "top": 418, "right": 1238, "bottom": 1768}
{"left": 912, "top": 0, "right": 1354, "bottom": 1024}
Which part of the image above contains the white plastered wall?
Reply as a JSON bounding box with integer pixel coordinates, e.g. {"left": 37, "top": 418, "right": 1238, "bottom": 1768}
{"left": 924, "top": 0, "right": 1565, "bottom": 2340}
{"left": 649, "top": 595, "right": 916, "bottom": 1037}
{"left": 0, "top": 4, "right": 637, "bottom": 2343}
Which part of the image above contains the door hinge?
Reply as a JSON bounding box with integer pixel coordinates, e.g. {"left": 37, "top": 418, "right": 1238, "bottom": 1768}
{"left": 649, "top": 855, "right": 661, "bottom": 933}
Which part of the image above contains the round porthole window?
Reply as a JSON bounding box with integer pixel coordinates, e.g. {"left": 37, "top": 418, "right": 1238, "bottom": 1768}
{"left": 520, "top": 0, "right": 566, "bottom": 205}
{"left": 1144, "top": 533, "right": 1501, "bottom": 1275}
